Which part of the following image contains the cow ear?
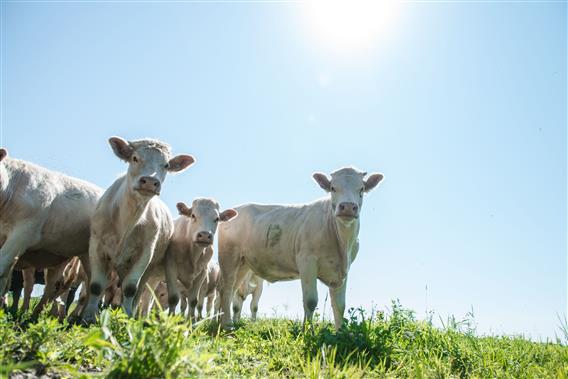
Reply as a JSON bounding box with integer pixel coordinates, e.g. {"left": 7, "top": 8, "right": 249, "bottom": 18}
{"left": 109, "top": 137, "right": 134, "bottom": 161}
{"left": 0, "top": 148, "right": 7, "bottom": 162}
{"left": 219, "top": 208, "right": 238, "bottom": 222}
{"left": 176, "top": 202, "right": 192, "bottom": 217}
{"left": 313, "top": 172, "right": 331, "bottom": 192}
{"left": 168, "top": 154, "right": 195, "bottom": 172}
{"left": 364, "top": 173, "right": 384, "bottom": 192}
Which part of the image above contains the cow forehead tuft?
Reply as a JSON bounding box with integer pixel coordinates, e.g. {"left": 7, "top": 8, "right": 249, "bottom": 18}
{"left": 330, "top": 166, "right": 366, "bottom": 178}
{"left": 192, "top": 197, "right": 220, "bottom": 211}
{"left": 129, "top": 139, "right": 172, "bottom": 157}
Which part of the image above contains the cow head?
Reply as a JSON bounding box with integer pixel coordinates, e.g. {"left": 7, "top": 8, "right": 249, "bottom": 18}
{"left": 177, "top": 198, "right": 238, "bottom": 247}
{"left": 0, "top": 148, "right": 7, "bottom": 163}
{"left": 109, "top": 137, "right": 194, "bottom": 198}
{"left": 313, "top": 167, "right": 383, "bottom": 224}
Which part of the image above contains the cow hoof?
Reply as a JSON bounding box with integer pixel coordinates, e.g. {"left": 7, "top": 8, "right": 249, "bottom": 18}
{"left": 81, "top": 314, "right": 97, "bottom": 326}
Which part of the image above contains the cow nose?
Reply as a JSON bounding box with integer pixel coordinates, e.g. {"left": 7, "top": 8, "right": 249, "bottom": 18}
{"left": 337, "top": 202, "right": 358, "bottom": 218}
{"left": 139, "top": 176, "right": 161, "bottom": 192}
{"left": 196, "top": 231, "right": 213, "bottom": 243}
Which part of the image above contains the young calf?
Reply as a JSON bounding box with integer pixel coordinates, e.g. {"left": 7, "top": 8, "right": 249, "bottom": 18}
{"left": 165, "top": 199, "right": 237, "bottom": 319}
{"left": 232, "top": 271, "right": 264, "bottom": 323}
{"left": 82, "top": 137, "right": 194, "bottom": 322}
{"left": 196, "top": 261, "right": 220, "bottom": 320}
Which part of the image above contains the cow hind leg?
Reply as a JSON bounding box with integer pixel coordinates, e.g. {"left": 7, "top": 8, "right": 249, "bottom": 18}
{"left": 298, "top": 257, "right": 319, "bottom": 326}
{"left": 250, "top": 280, "right": 263, "bottom": 322}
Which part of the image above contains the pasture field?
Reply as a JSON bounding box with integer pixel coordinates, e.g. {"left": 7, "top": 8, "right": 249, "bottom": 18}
{"left": 1, "top": 302, "right": 566, "bottom": 378}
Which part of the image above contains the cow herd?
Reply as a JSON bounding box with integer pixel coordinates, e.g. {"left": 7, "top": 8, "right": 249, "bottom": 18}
{"left": 0, "top": 137, "right": 383, "bottom": 330}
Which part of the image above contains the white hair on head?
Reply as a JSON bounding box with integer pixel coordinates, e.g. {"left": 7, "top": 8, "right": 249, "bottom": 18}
{"left": 129, "top": 139, "right": 172, "bottom": 158}
{"left": 330, "top": 166, "right": 367, "bottom": 178}
{"left": 192, "top": 197, "right": 220, "bottom": 210}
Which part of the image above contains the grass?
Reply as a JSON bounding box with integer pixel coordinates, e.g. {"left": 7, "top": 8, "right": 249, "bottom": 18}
{"left": 1, "top": 300, "right": 566, "bottom": 378}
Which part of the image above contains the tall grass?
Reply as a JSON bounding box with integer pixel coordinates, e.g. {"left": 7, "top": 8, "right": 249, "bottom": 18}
{"left": 1, "top": 301, "right": 566, "bottom": 378}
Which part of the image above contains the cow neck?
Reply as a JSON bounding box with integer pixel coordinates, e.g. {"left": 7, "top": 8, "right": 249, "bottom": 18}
{"left": 326, "top": 200, "right": 360, "bottom": 276}
{"left": 0, "top": 160, "right": 24, "bottom": 214}
{"left": 181, "top": 220, "right": 205, "bottom": 268}
{"left": 116, "top": 180, "right": 152, "bottom": 236}
{"left": 191, "top": 243, "right": 207, "bottom": 267}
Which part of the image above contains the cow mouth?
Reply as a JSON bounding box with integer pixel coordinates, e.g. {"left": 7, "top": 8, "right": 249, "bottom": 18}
{"left": 194, "top": 241, "right": 213, "bottom": 247}
{"left": 336, "top": 214, "right": 358, "bottom": 221}
{"left": 135, "top": 188, "right": 160, "bottom": 196}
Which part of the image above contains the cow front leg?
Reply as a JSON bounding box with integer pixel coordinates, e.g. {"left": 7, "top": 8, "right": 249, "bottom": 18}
{"left": 31, "top": 261, "right": 68, "bottom": 319}
{"left": 83, "top": 239, "right": 110, "bottom": 323}
{"left": 206, "top": 292, "right": 215, "bottom": 317}
{"left": 329, "top": 279, "right": 347, "bottom": 330}
{"left": 232, "top": 293, "right": 244, "bottom": 324}
{"left": 218, "top": 250, "right": 239, "bottom": 329}
{"left": 165, "top": 251, "right": 181, "bottom": 315}
{"left": 134, "top": 270, "right": 159, "bottom": 317}
{"left": 68, "top": 283, "right": 87, "bottom": 321}
{"left": 188, "top": 271, "right": 206, "bottom": 321}
{"left": 120, "top": 257, "right": 152, "bottom": 317}
{"left": 0, "top": 222, "right": 40, "bottom": 296}
{"left": 298, "top": 257, "right": 318, "bottom": 325}
{"left": 21, "top": 268, "right": 35, "bottom": 312}
{"left": 179, "top": 293, "right": 188, "bottom": 316}
{"left": 196, "top": 286, "right": 207, "bottom": 320}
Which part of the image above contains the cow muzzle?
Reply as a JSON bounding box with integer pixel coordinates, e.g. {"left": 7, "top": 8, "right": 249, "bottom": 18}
{"left": 194, "top": 231, "right": 213, "bottom": 247}
{"left": 335, "top": 202, "right": 359, "bottom": 220}
{"left": 135, "top": 176, "right": 161, "bottom": 196}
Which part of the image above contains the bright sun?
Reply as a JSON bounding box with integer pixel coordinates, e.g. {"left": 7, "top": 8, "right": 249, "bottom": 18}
{"left": 304, "top": 0, "right": 401, "bottom": 53}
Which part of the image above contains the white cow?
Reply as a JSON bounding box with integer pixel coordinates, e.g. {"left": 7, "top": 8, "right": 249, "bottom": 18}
{"left": 82, "top": 137, "right": 194, "bottom": 322}
{"left": 0, "top": 148, "right": 102, "bottom": 302}
{"left": 196, "top": 261, "right": 220, "bottom": 320}
{"left": 218, "top": 167, "right": 383, "bottom": 330}
{"left": 232, "top": 271, "right": 264, "bottom": 323}
{"left": 164, "top": 198, "right": 237, "bottom": 319}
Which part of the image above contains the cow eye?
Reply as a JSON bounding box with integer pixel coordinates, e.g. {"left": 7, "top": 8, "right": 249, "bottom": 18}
{"left": 215, "top": 217, "right": 220, "bottom": 223}
{"left": 331, "top": 186, "right": 336, "bottom": 193}
{"left": 191, "top": 214, "right": 196, "bottom": 220}
{"left": 132, "top": 156, "right": 138, "bottom": 163}
{"left": 164, "top": 163, "right": 170, "bottom": 169}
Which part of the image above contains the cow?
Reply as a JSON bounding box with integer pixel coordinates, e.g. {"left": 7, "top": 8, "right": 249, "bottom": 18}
{"left": 218, "top": 167, "right": 384, "bottom": 330}
{"left": 0, "top": 269, "right": 37, "bottom": 314}
{"left": 231, "top": 271, "right": 264, "bottom": 323}
{"left": 30, "top": 257, "right": 86, "bottom": 320}
{"left": 196, "top": 261, "right": 220, "bottom": 320}
{"left": 0, "top": 148, "right": 102, "bottom": 308}
{"left": 140, "top": 281, "right": 169, "bottom": 313}
{"left": 82, "top": 137, "right": 194, "bottom": 323}
{"left": 163, "top": 198, "right": 237, "bottom": 320}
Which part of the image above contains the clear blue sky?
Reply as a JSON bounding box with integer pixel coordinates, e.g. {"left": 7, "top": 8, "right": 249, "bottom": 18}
{"left": 1, "top": 1, "right": 565, "bottom": 340}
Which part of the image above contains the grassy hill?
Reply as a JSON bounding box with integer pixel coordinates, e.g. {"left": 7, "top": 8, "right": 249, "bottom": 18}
{"left": 1, "top": 302, "right": 566, "bottom": 378}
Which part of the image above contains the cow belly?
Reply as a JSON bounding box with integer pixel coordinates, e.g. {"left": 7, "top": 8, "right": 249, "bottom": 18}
{"left": 244, "top": 250, "right": 299, "bottom": 283}
{"left": 16, "top": 250, "right": 70, "bottom": 270}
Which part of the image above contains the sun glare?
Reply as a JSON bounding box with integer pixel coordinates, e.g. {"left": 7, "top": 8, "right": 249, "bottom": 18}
{"left": 304, "top": 0, "right": 401, "bottom": 53}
